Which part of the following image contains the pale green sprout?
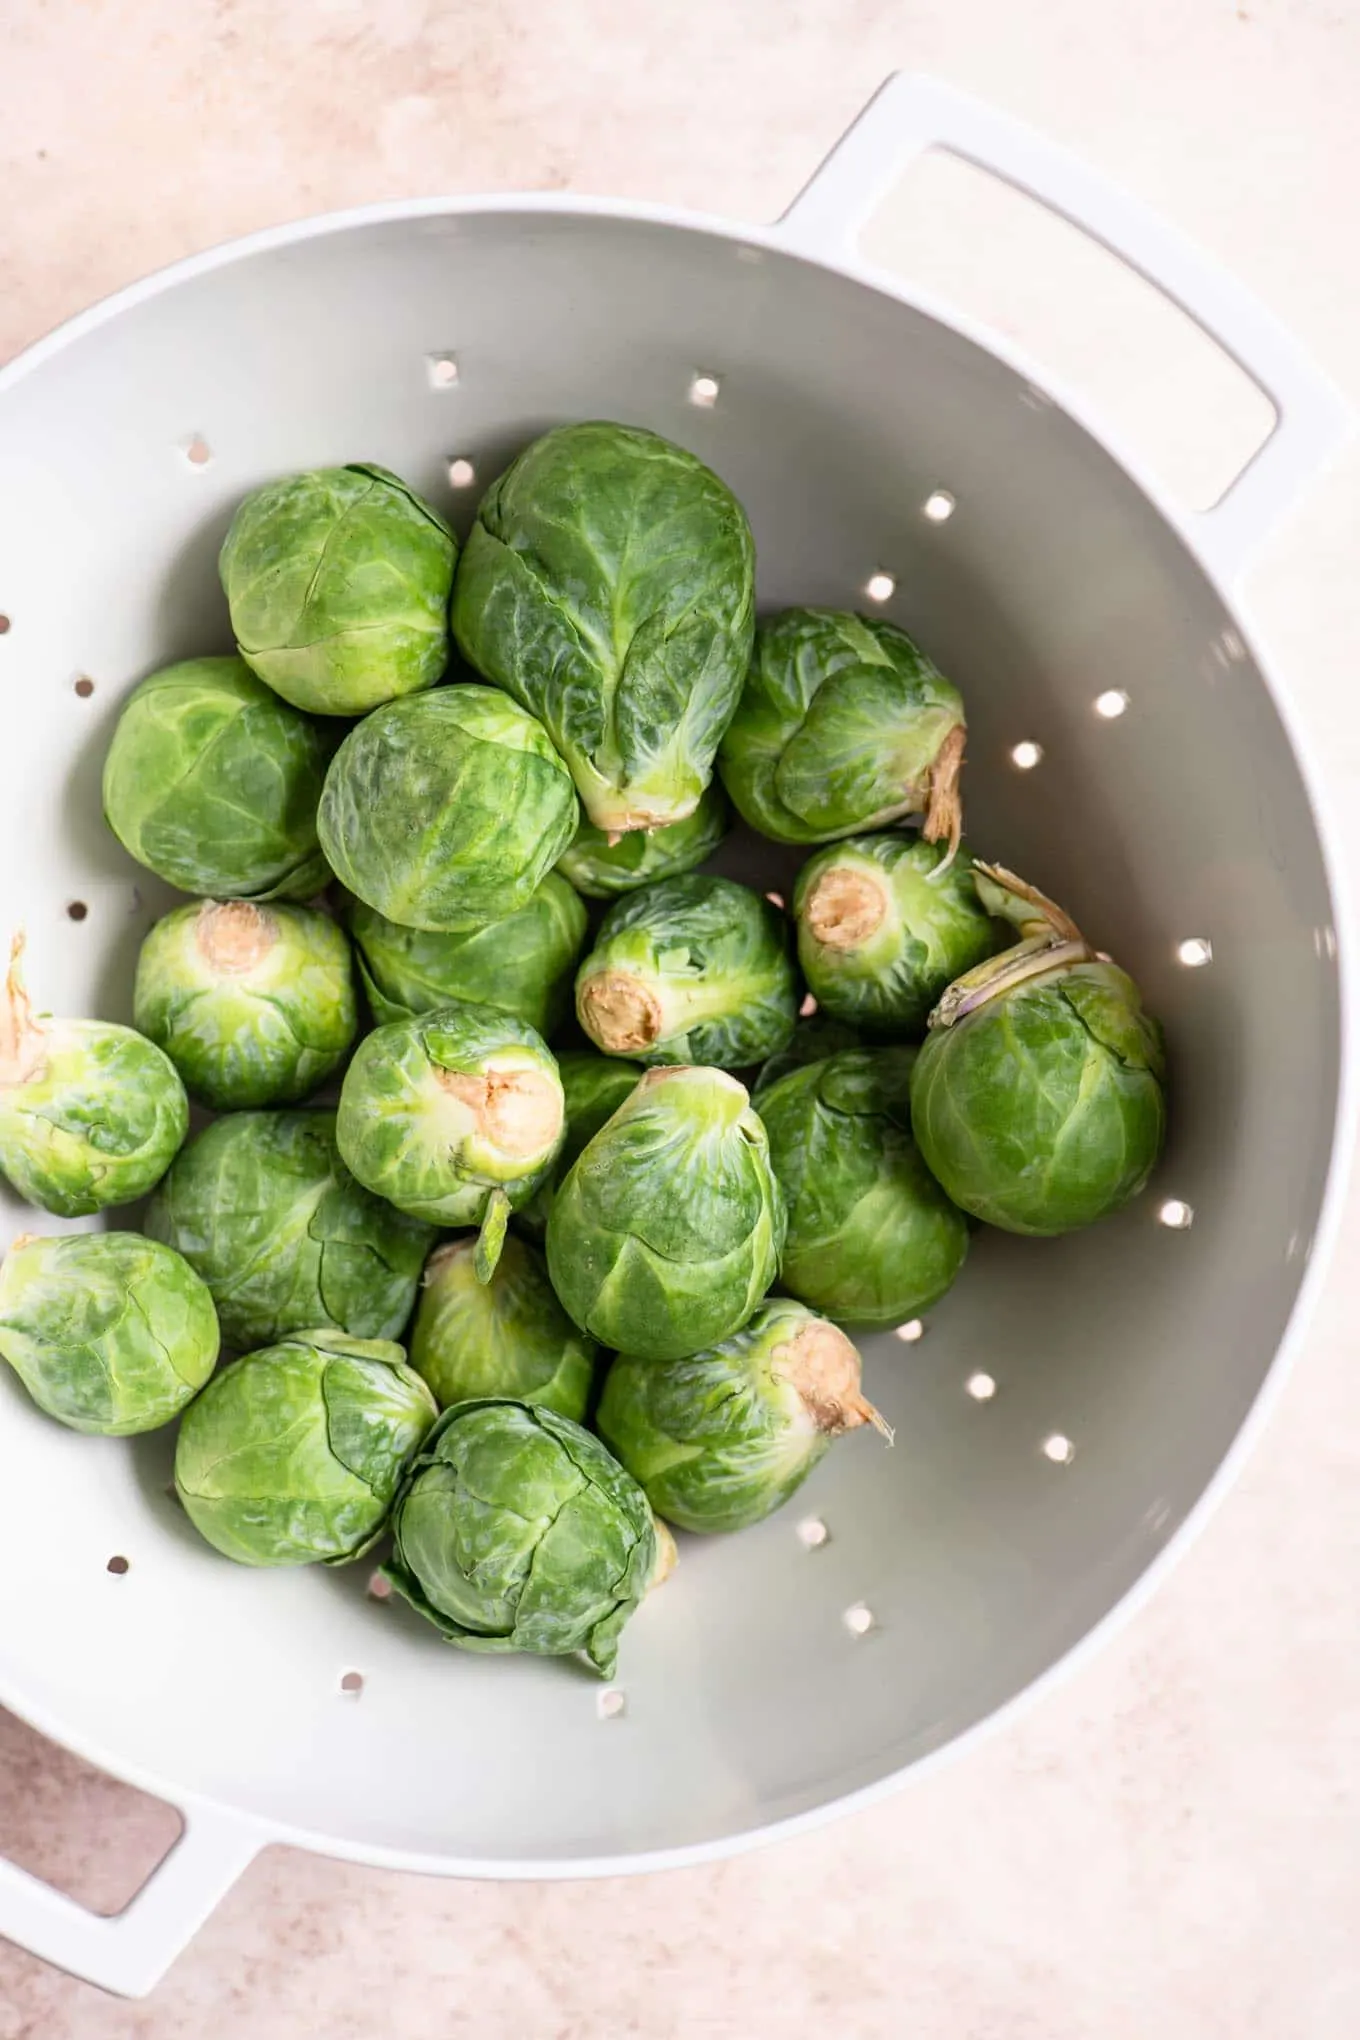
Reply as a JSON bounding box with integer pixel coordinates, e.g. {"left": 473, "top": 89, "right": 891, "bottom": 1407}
{"left": 410, "top": 1235, "right": 595, "bottom": 1421}
{"left": 910, "top": 864, "right": 1167, "bottom": 1234}
{"left": 546, "top": 1066, "right": 784, "bottom": 1362}
{"left": 174, "top": 1330, "right": 437, "bottom": 1566}
{"left": 318, "top": 686, "right": 578, "bottom": 933}
{"left": 220, "top": 463, "right": 457, "bottom": 716}
{"left": 134, "top": 900, "right": 357, "bottom": 1110}
{"left": 598, "top": 1300, "right": 888, "bottom": 1534}
{"left": 556, "top": 782, "right": 730, "bottom": 899}
{"left": 0, "top": 936, "right": 187, "bottom": 1217}
{"left": 102, "top": 656, "right": 334, "bottom": 900}
{"left": 0, "top": 1231, "right": 218, "bottom": 1435}
{"left": 575, "top": 875, "right": 797, "bottom": 1069}
{"left": 381, "top": 1399, "right": 657, "bottom": 1677}
{"left": 336, "top": 1002, "right": 565, "bottom": 1276}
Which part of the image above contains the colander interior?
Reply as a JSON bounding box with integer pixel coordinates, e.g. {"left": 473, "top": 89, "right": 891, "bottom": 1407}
{"left": 0, "top": 207, "right": 1340, "bottom": 1866}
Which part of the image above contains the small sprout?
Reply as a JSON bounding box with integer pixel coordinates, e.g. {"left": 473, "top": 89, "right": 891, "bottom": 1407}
{"left": 381, "top": 1401, "right": 656, "bottom": 1678}
{"left": 220, "top": 464, "right": 456, "bottom": 717}
{"left": 556, "top": 784, "right": 731, "bottom": 900}
{"left": 0, "top": 1232, "right": 217, "bottom": 1434}
{"left": 410, "top": 1235, "right": 595, "bottom": 1420}
{"left": 576, "top": 875, "right": 797, "bottom": 1070}
{"left": 719, "top": 609, "right": 965, "bottom": 852}
{"left": 757, "top": 1047, "right": 968, "bottom": 1327}
{"left": 318, "top": 688, "right": 577, "bottom": 934}
{"left": 146, "top": 1109, "right": 435, "bottom": 1351}
{"left": 546, "top": 1067, "right": 784, "bottom": 1362}
{"left": 175, "top": 1331, "right": 436, "bottom": 1567}
{"left": 598, "top": 1301, "right": 887, "bottom": 1534}
{"left": 452, "top": 422, "right": 754, "bottom": 836}
{"left": 102, "top": 658, "right": 333, "bottom": 901}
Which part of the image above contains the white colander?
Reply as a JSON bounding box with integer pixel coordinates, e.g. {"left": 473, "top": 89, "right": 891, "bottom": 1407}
{"left": 0, "top": 75, "right": 1350, "bottom": 1998}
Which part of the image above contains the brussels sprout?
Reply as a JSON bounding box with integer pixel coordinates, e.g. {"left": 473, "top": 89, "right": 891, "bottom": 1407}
{"left": 175, "top": 1330, "right": 436, "bottom": 1565}
{"left": 0, "top": 1231, "right": 218, "bottom": 1435}
{"left": 910, "top": 864, "right": 1167, "bottom": 1234}
{"left": 757, "top": 1046, "right": 968, "bottom": 1325}
{"left": 719, "top": 608, "right": 967, "bottom": 851}
{"left": 795, "top": 834, "right": 1003, "bottom": 1038}
{"left": 0, "top": 937, "right": 187, "bottom": 1217}
{"left": 575, "top": 875, "right": 797, "bottom": 1069}
{"left": 556, "top": 782, "right": 731, "bottom": 899}
{"left": 451, "top": 422, "right": 755, "bottom": 835}
{"left": 546, "top": 1066, "right": 784, "bottom": 1362}
{"left": 133, "top": 900, "right": 357, "bottom": 1111}
{"left": 516, "top": 1049, "right": 644, "bottom": 1237}
{"left": 318, "top": 686, "right": 577, "bottom": 933}
{"left": 102, "top": 656, "right": 333, "bottom": 900}
{"left": 381, "top": 1398, "right": 656, "bottom": 1677}
{"left": 220, "top": 463, "right": 457, "bottom": 717}
{"left": 145, "top": 1109, "right": 435, "bottom": 1350}
{"left": 345, "top": 873, "right": 587, "bottom": 1037}
{"left": 598, "top": 1300, "right": 888, "bottom": 1533}
{"left": 336, "top": 1003, "right": 564, "bottom": 1273}
{"left": 752, "top": 1015, "right": 861, "bottom": 1101}
{"left": 410, "top": 1235, "right": 594, "bottom": 1420}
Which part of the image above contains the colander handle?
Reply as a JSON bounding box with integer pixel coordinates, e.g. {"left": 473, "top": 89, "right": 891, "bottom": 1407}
{"left": 0, "top": 1803, "right": 261, "bottom": 1997}
{"left": 776, "top": 73, "right": 1351, "bottom": 581}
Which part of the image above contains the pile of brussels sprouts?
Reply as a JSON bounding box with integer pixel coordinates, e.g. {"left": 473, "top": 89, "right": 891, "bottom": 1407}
{"left": 0, "top": 425, "right": 1167, "bottom": 1680}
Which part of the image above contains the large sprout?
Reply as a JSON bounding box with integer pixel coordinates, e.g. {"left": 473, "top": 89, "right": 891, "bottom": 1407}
{"left": 0, "top": 937, "right": 187, "bottom": 1217}
{"left": 757, "top": 1045, "right": 969, "bottom": 1325}
{"left": 133, "top": 900, "right": 357, "bottom": 1110}
{"left": 556, "top": 782, "right": 730, "bottom": 899}
{"left": 220, "top": 463, "right": 457, "bottom": 716}
{"left": 0, "top": 1231, "right": 218, "bottom": 1436}
{"left": 381, "top": 1399, "right": 656, "bottom": 1678}
{"left": 410, "top": 1235, "right": 595, "bottom": 1421}
{"left": 575, "top": 875, "right": 797, "bottom": 1068}
{"left": 719, "top": 608, "right": 967, "bottom": 849}
{"left": 598, "top": 1300, "right": 888, "bottom": 1533}
{"left": 451, "top": 422, "right": 755, "bottom": 834}
{"left": 345, "top": 873, "right": 587, "bottom": 1037}
{"left": 174, "top": 1331, "right": 436, "bottom": 1565}
{"left": 516, "top": 1049, "right": 643, "bottom": 1237}
{"left": 911, "top": 864, "right": 1167, "bottom": 1234}
{"left": 546, "top": 1066, "right": 785, "bottom": 1361}
{"left": 794, "top": 834, "right": 1003, "bottom": 1038}
{"left": 102, "top": 657, "right": 333, "bottom": 900}
{"left": 317, "top": 686, "right": 578, "bottom": 932}
{"left": 145, "top": 1108, "right": 435, "bottom": 1350}
{"left": 335, "top": 1002, "right": 564, "bottom": 1275}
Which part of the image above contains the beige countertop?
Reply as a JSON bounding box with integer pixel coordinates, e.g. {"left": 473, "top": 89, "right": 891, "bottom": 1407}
{"left": 2, "top": 2, "right": 1360, "bottom": 2034}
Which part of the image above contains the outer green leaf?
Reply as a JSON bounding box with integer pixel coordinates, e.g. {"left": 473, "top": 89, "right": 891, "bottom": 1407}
{"left": 102, "top": 656, "right": 335, "bottom": 900}
{"left": 575, "top": 874, "right": 797, "bottom": 1069}
{"left": 0, "top": 1231, "right": 219, "bottom": 1435}
{"left": 174, "top": 1330, "right": 436, "bottom": 1566}
{"left": 451, "top": 422, "right": 755, "bottom": 834}
{"left": 317, "top": 685, "right": 578, "bottom": 932}
{"left": 145, "top": 1109, "right": 435, "bottom": 1350}
{"left": 134, "top": 899, "right": 357, "bottom": 1110}
{"left": 220, "top": 463, "right": 457, "bottom": 716}
{"left": 545, "top": 1066, "right": 785, "bottom": 1361}
{"left": 381, "top": 1398, "right": 656, "bottom": 1677}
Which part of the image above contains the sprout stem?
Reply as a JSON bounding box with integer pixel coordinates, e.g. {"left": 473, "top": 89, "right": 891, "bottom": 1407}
{"left": 922, "top": 723, "right": 965, "bottom": 872}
